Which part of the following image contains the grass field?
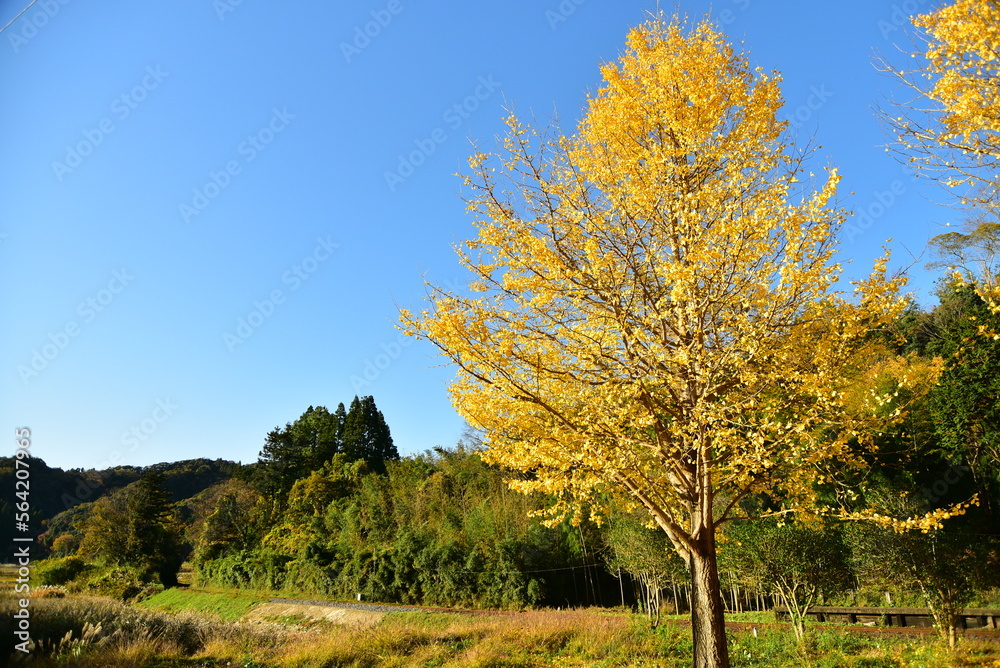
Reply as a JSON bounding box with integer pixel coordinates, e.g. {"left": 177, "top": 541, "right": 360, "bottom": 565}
{"left": 138, "top": 587, "right": 268, "bottom": 621}
{"left": 4, "top": 589, "right": 1000, "bottom": 667}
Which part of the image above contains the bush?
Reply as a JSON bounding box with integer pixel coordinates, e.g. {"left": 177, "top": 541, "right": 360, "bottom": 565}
{"left": 31, "top": 586, "right": 67, "bottom": 598}
{"left": 284, "top": 558, "right": 334, "bottom": 594}
{"left": 34, "top": 556, "right": 90, "bottom": 586}
{"left": 72, "top": 565, "right": 161, "bottom": 602}
{"left": 198, "top": 549, "right": 290, "bottom": 590}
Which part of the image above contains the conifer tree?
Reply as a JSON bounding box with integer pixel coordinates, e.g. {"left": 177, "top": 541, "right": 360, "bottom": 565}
{"left": 342, "top": 395, "right": 398, "bottom": 472}
{"left": 78, "top": 471, "right": 184, "bottom": 586}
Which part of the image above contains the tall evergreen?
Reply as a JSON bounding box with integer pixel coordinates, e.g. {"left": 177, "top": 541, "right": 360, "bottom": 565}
{"left": 256, "top": 398, "right": 396, "bottom": 495}
{"left": 291, "top": 405, "right": 344, "bottom": 467}
{"left": 78, "top": 471, "right": 184, "bottom": 586}
{"left": 257, "top": 423, "right": 308, "bottom": 497}
{"left": 342, "top": 395, "right": 398, "bottom": 472}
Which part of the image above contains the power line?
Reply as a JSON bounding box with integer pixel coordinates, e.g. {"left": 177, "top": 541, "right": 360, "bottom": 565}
{"left": 362, "top": 560, "right": 608, "bottom": 576}
{"left": 0, "top": 0, "right": 40, "bottom": 36}
{"left": 453, "top": 562, "right": 606, "bottom": 575}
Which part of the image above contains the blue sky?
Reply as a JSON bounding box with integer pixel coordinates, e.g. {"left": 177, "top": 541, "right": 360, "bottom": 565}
{"left": 2, "top": 0, "right": 955, "bottom": 471}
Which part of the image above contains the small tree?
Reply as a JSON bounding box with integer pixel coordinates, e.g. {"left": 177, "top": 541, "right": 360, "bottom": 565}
{"left": 605, "top": 512, "right": 688, "bottom": 623}
{"left": 848, "top": 485, "right": 987, "bottom": 649}
{"left": 722, "top": 518, "right": 852, "bottom": 642}
{"left": 49, "top": 533, "right": 78, "bottom": 558}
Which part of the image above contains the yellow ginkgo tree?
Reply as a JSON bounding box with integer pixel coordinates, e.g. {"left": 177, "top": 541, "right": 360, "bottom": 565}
{"left": 402, "top": 16, "right": 940, "bottom": 668}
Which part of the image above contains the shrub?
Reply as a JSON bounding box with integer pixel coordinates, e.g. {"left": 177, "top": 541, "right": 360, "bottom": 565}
{"left": 72, "top": 565, "right": 161, "bottom": 602}
{"left": 34, "top": 556, "right": 90, "bottom": 586}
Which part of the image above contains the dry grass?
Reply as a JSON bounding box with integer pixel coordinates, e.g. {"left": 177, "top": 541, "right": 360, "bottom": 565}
{"left": 263, "top": 609, "right": 685, "bottom": 668}
{"left": 0, "top": 591, "right": 290, "bottom": 667}
{"left": 4, "top": 591, "right": 1000, "bottom": 667}
{"left": 32, "top": 585, "right": 69, "bottom": 598}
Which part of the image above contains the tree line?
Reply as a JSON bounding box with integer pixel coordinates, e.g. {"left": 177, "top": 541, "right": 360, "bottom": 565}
{"left": 30, "top": 320, "right": 1000, "bottom": 637}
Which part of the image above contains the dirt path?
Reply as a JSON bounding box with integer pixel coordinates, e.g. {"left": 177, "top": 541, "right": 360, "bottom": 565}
{"left": 245, "top": 600, "right": 385, "bottom": 626}
{"left": 266, "top": 597, "right": 425, "bottom": 614}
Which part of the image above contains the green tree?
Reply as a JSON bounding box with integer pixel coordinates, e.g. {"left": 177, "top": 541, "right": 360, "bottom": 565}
{"left": 78, "top": 472, "right": 185, "bottom": 587}
{"left": 722, "top": 518, "right": 852, "bottom": 642}
{"left": 342, "top": 396, "right": 398, "bottom": 471}
{"left": 927, "top": 283, "right": 1000, "bottom": 495}
{"left": 256, "top": 424, "right": 309, "bottom": 497}
{"left": 256, "top": 405, "right": 344, "bottom": 496}
{"left": 848, "top": 496, "right": 991, "bottom": 649}
{"left": 255, "top": 399, "right": 396, "bottom": 497}
{"left": 605, "top": 512, "right": 688, "bottom": 623}
{"left": 927, "top": 219, "right": 1000, "bottom": 291}
{"left": 194, "top": 481, "right": 264, "bottom": 564}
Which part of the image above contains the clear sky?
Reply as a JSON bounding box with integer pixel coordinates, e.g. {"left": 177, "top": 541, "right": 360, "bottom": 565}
{"left": 2, "top": 0, "right": 955, "bottom": 471}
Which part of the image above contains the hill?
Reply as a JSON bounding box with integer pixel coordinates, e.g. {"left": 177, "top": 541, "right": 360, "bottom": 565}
{"left": 0, "top": 456, "right": 241, "bottom": 560}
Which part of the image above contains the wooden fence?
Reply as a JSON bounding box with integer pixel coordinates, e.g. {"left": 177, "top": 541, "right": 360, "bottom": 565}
{"left": 774, "top": 605, "right": 1000, "bottom": 630}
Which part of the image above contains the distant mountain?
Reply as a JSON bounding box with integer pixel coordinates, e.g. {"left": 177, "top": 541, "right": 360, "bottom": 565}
{"left": 0, "top": 456, "right": 242, "bottom": 561}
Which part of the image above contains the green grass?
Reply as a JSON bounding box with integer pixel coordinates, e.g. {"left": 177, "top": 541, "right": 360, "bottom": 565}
{"left": 139, "top": 587, "right": 267, "bottom": 620}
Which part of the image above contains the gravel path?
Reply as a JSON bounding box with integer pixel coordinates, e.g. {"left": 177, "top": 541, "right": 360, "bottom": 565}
{"left": 267, "top": 597, "right": 425, "bottom": 614}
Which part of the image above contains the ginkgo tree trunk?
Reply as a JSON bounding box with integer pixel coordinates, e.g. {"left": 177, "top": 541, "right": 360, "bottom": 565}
{"left": 402, "top": 16, "right": 937, "bottom": 668}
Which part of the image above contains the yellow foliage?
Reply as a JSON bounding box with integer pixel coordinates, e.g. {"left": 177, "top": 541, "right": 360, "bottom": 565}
{"left": 402, "top": 15, "right": 942, "bottom": 563}
{"left": 886, "top": 0, "right": 1000, "bottom": 206}
{"left": 915, "top": 0, "right": 1000, "bottom": 148}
